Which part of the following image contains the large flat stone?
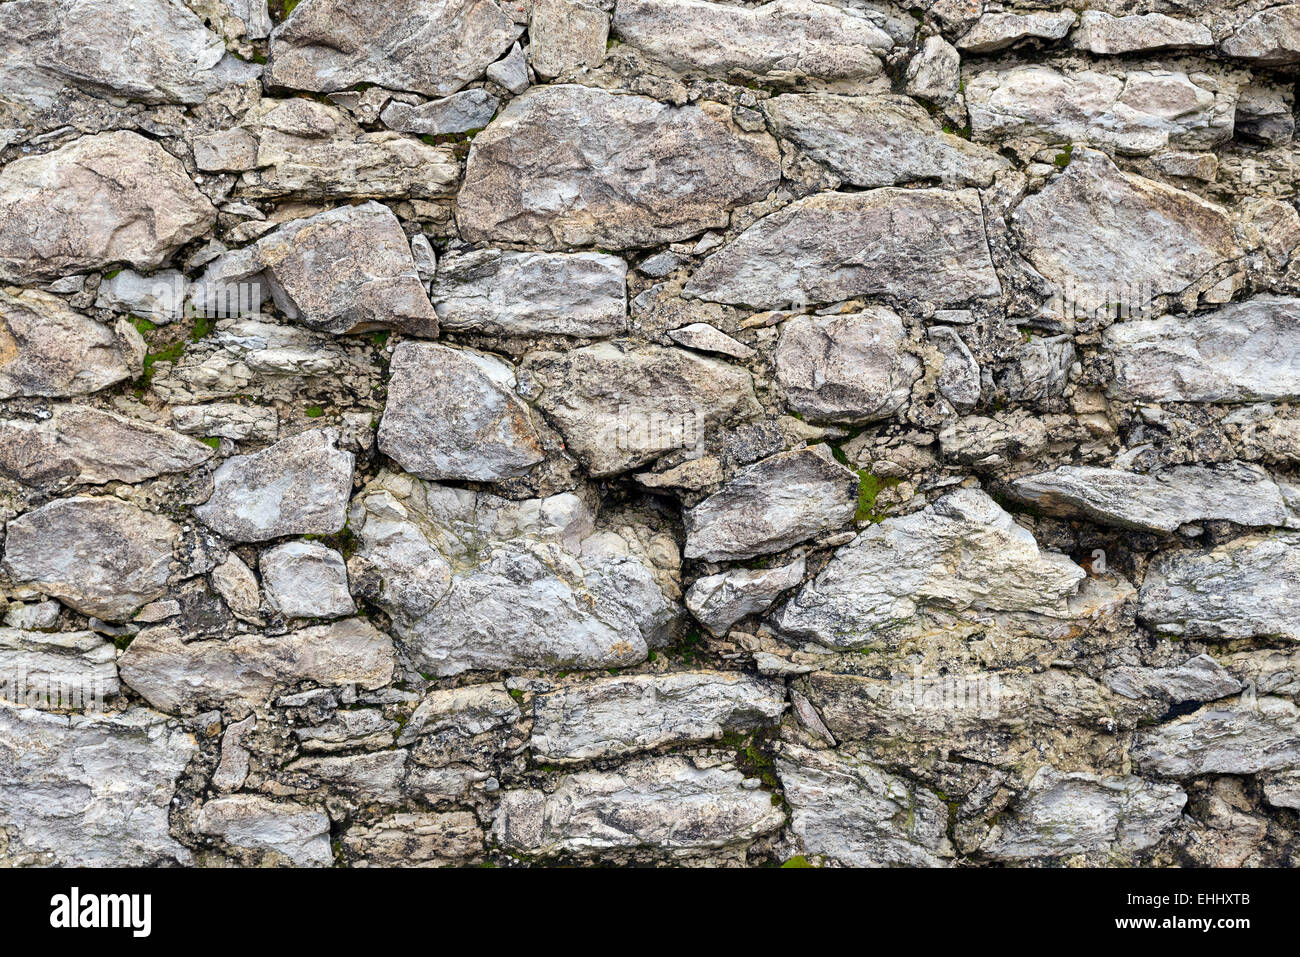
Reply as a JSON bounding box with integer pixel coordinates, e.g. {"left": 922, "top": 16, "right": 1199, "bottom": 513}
{"left": 0, "top": 290, "right": 137, "bottom": 399}
{"left": 1133, "top": 696, "right": 1300, "bottom": 776}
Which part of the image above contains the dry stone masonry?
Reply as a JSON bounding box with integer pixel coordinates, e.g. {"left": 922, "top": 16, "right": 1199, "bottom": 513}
{"left": 0, "top": 0, "right": 1298, "bottom": 869}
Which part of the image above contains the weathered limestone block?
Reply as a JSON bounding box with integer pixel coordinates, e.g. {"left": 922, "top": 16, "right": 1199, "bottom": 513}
{"left": 341, "top": 811, "right": 484, "bottom": 866}
{"left": 266, "top": 0, "right": 523, "bottom": 96}
{"left": 776, "top": 744, "right": 954, "bottom": 867}
{"left": 492, "top": 756, "right": 786, "bottom": 856}
{"left": 194, "top": 794, "right": 332, "bottom": 866}
{"left": 377, "top": 342, "right": 544, "bottom": 482}
{"left": 1221, "top": 4, "right": 1300, "bottom": 66}
{"left": 0, "top": 131, "right": 217, "bottom": 283}
{"left": 0, "top": 290, "right": 138, "bottom": 399}
{"left": 957, "top": 11, "right": 1076, "bottom": 52}
{"left": 686, "top": 558, "right": 806, "bottom": 635}
{"left": 457, "top": 85, "right": 780, "bottom": 250}
{"left": 119, "top": 618, "right": 395, "bottom": 714}
{"left": 683, "top": 447, "right": 858, "bottom": 562}
{"left": 530, "top": 672, "right": 786, "bottom": 762}
{"left": 522, "top": 342, "right": 760, "bottom": 476}
{"left": 380, "top": 89, "right": 500, "bottom": 136}
{"left": 1103, "top": 655, "right": 1242, "bottom": 705}
{"left": 195, "top": 429, "right": 354, "bottom": 542}
{"left": 684, "top": 188, "right": 1001, "bottom": 309}
{"left": 3, "top": 497, "right": 179, "bottom": 621}
{"left": 0, "top": 629, "right": 119, "bottom": 701}
{"left": 260, "top": 541, "right": 356, "bottom": 620}
{"left": 1072, "top": 11, "right": 1212, "bottom": 54}
{"left": 0, "top": 705, "right": 196, "bottom": 866}
{"left": 530, "top": 0, "right": 608, "bottom": 80}
{"left": 1133, "top": 696, "right": 1300, "bottom": 776}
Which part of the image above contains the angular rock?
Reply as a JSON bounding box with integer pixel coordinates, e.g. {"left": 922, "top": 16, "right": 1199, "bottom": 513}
{"left": 530, "top": 671, "right": 786, "bottom": 763}
{"left": 0, "top": 629, "right": 119, "bottom": 703}
{"left": 171, "top": 403, "right": 279, "bottom": 443}
{"left": 981, "top": 767, "right": 1185, "bottom": 860}
{"left": 380, "top": 89, "right": 500, "bottom": 136}
{"left": 684, "top": 188, "right": 1001, "bottom": 309}
{"left": 930, "top": 326, "right": 980, "bottom": 411}
{"left": 195, "top": 428, "right": 354, "bottom": 542}
{"left": 775, "top": 308, "right": 922, "bottom": 424}
{"left": 1262, "top": 771, "right": 1300, "bottom": 810}
{"left": 686, "top": 558, "right": 806, "bottom": 635}
{"left": 492, "top": 756, "right": 785, "bottom": 856}
{"left": 351, "top": 478, "right": 679, "bottom": 676}
{"left": 0, "top": 705, "right": 195, "bottom": 866}
{"left": 266, "top": 0, "right": 522, "bottom": 96}
{"left": 295, "top": 709, "right": 398, "bottom": 753}
{"left": 1072, "top": 11, "right": 1213, "bottom": 54}
{"left": 764, "top": 93, "right": 1009, "bottom": 188}
{"left": 774, "top": 488, "right": 1086, "bottom": 648}
{"left": 211, "top": 554, "right": 262, "bottom": 624}
{"left": 776, "top": 744, "right": 954, "bottom": 867}
{"left": 1104, "top": 297, "right": 1300, "bottom": 403}
{"left": 1133, "top": 696, "right": 1300, "bottom": 775}
{"left": 215, "top": 202, "right": 438, "bottom": 337}
{"left": 341, "top": 811, "right": 483, "bottom": 866}
{"left": 905, "top": 35, "right": 961, "bottom": 109}
{"left": 1138, "top": 533, "right": 1300, "bottom": 642}
{"left": 0, "top": 131, "right": 217, "bottom": 283}
{"left": 530, "top": 0, "right": 608, "bottom": 80}
{"left": 1104, "top": 655, "right": 1242, "bottom": 705}
{"left": 457, "top": 84, "right": 780, "bottom": 250}
{"left": 968, "top": 67, "right": 1234, "bottom": 155}
{"left": 1007, "top": 463, "right": 1290, "bottom": 533}
{"left": 377, "top": 342, "right": 544, "bottom": 482}
{"left": 3, "top": 498, "right": 178, "bottom": 621}
{"left": 194, "top": 794, "right": 332, "bottom": 866}
{"left": 95, "top": 269, "right": 186, "bottom": 322}
{"left": 260, "top": 541, "right": 356, "bottom": 620}
{"left": 0, "top": 406, "right": 213, "bottom": 487}
{"left": 119, "top": 618, "right": 395, "bottom": 714}
{"left": 486, "top": 42, "right": 530, "bottom": 94}
{"left": 1221, "top": 4, "right": 1300, "bottom": 65}
{"left": 957, "top": 11, "right": 1076, "bottom": 52}
{"left": 683, "top": 447, "right": 858, "bottom": 562}
{"left": 1013, "top": 148, "right": 1240, "bottom": 306}
{"left": 666, "top": 323, "right": 753, "bottom": 359}
{"left": 433, "top": 249, "right": 626, "bottom": 337}
{"left": 611, "top": 0, "right": 891, "bottom": 84}
{"left": 523, "top": 342, "right": 759, "bottom": 476}
{"left": 0, "top": 290, "right": 137, "bottom": 399}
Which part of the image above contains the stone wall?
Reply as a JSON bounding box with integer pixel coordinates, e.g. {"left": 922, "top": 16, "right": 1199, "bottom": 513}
{"left": 1, "top": 0, "right": 1298, "bottom": 867}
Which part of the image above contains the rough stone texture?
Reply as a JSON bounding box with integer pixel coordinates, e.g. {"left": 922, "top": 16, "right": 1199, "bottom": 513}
{"left": 0, "top": 628, "right": 119, "bottom": 701}
{"left": 194, "top": 794, "right": 332, "bottom": 866}
{"left": 686, "top": 558, "right": 805, "bottom": 635}
{"left": 266, "top": 0, "right": 523, "bottom": 96}
{"left": 3, "top": 497, "right": 179, "bottom": 621}
{"left": 958, "top": 11, "right": 1076, "bottom": 53}
{"left": 341, "top": 811, "right": 484, "bottom": 866}
{"left": 1073, "top": 12, "right": 1213, "bottom": 54}
{"left": 1134, "top": 696, "right": 1300, "bottom": 776}
{"left": 530, "top": 672, "right": 786, "bottom": 762}
{"left": 684, "top": 188, "right": 1001, "bottom": 308}
{"left": 260, "top": 541, "right": 356, "bottom": 619}
{"left": 433, "top": 249, "right": 627, "bottom": 337}
{"left": 195, "top": 428, "right": 354, "bottom": 542}
{"left": 0, "top": 406, "right": 213, "bottom": 487}
{"left": 0, "top": 290, "right": 138, "bottom": 399}
{"left": 0, "top": 705, "right": 196, "bottom": 866}
{"left": 1221, "top": 5, "right": 1300, "bottom": 65}
{"left": 530, "top": 0, "right": 608, "bottom": 80}
{"left": 378, "top": 341, "right": 543, "bottom": 482}
{"left": 457, "top": 85, "right": 780, "bottom": 249}
{"left": 380, "top": 90, "right": 500, "bottom": 136}
{"left": 611, "top": 0, "right": 891, "bottom": 84}
{"left": 493, "top": 756, "right": 786, "bottom": 857}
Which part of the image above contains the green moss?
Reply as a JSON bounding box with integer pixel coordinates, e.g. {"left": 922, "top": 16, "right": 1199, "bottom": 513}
{"left": 1053, "top": 144, "right": 1074, "bottom": 168}
{"left": 304, "top": 404, "right": 324, "bottom": 418}
{"left": 781, "top": 855, "right": 813, "bottom": 868}
{"left": 199, "top": 436, "right": 220, "bottom": 449}
{"left": 130, "top": 315, "right": 157, "bottom": 335}
{"left": 508, "top": 688, "right": 525, "bottom": 702}
{"left": 854, "top": 470, "right": 900, "bottom": 524}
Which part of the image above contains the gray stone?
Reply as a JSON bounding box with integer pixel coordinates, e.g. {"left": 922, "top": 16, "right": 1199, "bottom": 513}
{"left": 1013, "top": 149, "right": 1240, "bottom": 306}
{"left": 266, "top": 0, "right": 522, "bottom": 96}
{"left": 684, "top": 188, "right": 1001, "bottom": 309}
{"left": 1072, "top": 11, "right": 1213, "bottom": 54}
{"left": 492, "top": 756, "right": 785, "bottom": 856}
{"left": 1138, "top": 533, "right": 1300, "bottom": 642}
{"left": 95, "top": 269, "right": 186, "bottom": 322}
{"left": 341, "top": 810, "right": 484, "bottom": 866}
{"left": 1222, "top": 4, "right": 1300, "bottom": 65}
{"left": 260, "top": 541, "right": 355, "bottom": 620}
{"left": 1262, "top": 770, "right": 1300, "bottom": 810}
{"left": 530, "top": 672, "right": 786, "bottom": 763}
{"left": 776, "top": 744, "right": 954, "bottom": 867}
{"left": 295, "top": 709, "right": 398, "bottom": 753}
{"left": 774, "top": 488, "right": 1085, "bottom": 649}
{"left": 981, "top": 767, "right": 1185, "bottom": 860}
{"left": 195, "top": 429, "right": 354, "bottom": 542}
{"left": 686, "top": 558, "right": 806, "bottom": 634}
{"left": 486, "top": 42, "right": 530, "bottom": 94}
{"left": 523, "top": 342, "right": 759, "bottom": 476}
{"left": 1104, "top": 655, "right": 1242, "bottom": 704}
{"left": 457, "top": 84, "right": 780, "bottom": 250}
{"left": 1008, "top": 463, "right": 1290, "bottom": 533}
{"left": 380, "top": 89, "right": 500, "bottom": 136}
{"left": 432, "top": 249, "right": 626, "bottom": 337}
{"left": 0, "top": 290, "right": 138, "bottom": 399}
{"left": 0, "top": 406, "right": 213, "bottom": 487}
{"left": 957, "top": 11, "right": 1076, "bottom": 53}
{"left": 684, "top": 447, "right": 858, "bottom": 562}
{"left": 1104, "top": 297, "right": 1300, "bottom": 404}
{"left": 775, "top": 308, "right": 922, "bottom": 424}
{"left": 171, "top": 403, "right": 279, "bottom": 442}
{"left": 194, "top": 794, "right": 332, "bottom": 866}
{"left": 0, "top": 131, "right": 217, "bottom": 283}
{"left": 764, "top": 93, "right": 1009, "bottom": 188}
{"left": 0, "top": 629, "right": 119, "bottom": 703}
{"left": 3, "top": 497, "right": 178, "bottom": 621}
{"left": 611, "top": 0, "right": 891, "bottom": 84}
{"left": 905, "top": 35, "right": 961, "bottom": 109}
{"left": 1133, "top": 696, "right": 1300, "bottom": 776}
{"left": 210, "top": 554, "right": 261, "bottom": 624}
{"left": 0, "top": 705, "right": 196, "bottom": 866}
{"left": 2, "top": 601, "right": 60, "bottom": 631}
{"left": 377, "top": 342, "right": 544, "bottom": 482}
{"left": 667, "top": 323, "right": 754, "bottom": 359}
{"left": 119, "top": 617, "right": 395, "bottom": 714}
{"left": 930, "top": 326, "right": 980, "bottom": 412}
{"left": 530, "top": 0, "right": 608, "bottom": 80}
